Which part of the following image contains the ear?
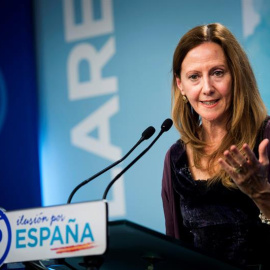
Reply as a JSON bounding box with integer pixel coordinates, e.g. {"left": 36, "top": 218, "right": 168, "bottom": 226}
{"left": 175, "top": 76, "right": 185, "bottom": 95}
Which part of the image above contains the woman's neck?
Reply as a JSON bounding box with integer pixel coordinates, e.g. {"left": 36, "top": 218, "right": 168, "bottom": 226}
{"left": 200, "top": 120, "right": 228, "bottom": 153}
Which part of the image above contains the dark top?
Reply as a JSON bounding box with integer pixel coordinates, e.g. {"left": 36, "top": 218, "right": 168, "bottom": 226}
{"left": 161, "top": 118, "right": 270, "bottom": 268}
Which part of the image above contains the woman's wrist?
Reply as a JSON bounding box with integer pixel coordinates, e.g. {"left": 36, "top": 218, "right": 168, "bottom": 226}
{"left": 250, "top": 182, "right": 270, "bottom": 201}
{"left": 251, "top": 184, "right": 270, "bottom": 220}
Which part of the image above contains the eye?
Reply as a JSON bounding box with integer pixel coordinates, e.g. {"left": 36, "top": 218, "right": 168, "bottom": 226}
{"left": 188, "top": 74, "right": 200, "bottom": 81}
{"left": 213, "top": 70, "right": 224, "bottom": 77}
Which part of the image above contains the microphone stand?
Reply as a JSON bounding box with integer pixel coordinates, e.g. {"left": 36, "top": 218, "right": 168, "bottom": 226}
{"left": 55, "top": 119, "right": 171, "bottom": 269}
{"left": 62, "top": 126, "right": 155, "bottom": 269}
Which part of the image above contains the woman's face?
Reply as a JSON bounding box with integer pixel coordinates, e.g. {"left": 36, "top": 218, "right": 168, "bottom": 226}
{"left": 176, "top": 42, "right": 232, "bottom": 126}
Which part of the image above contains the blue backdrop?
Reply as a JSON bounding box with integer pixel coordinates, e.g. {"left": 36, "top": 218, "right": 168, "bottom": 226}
{"left": 1, "top": 0, "right": 270, "bottom": 234}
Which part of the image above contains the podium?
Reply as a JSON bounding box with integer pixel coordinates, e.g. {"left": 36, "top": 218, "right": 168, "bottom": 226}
{"left": 2, "top": 206, "right": 242, "bottom": 270}
{"left": 58, "top": 219, "right": 242, "bottom": 270}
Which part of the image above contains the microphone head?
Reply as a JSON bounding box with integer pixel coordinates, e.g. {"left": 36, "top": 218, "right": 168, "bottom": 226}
{"left": 161, "top": 118, "right": 173, "bottom": 132}
{"left": 142, "top": 126, "right": 155, "bottom": 140}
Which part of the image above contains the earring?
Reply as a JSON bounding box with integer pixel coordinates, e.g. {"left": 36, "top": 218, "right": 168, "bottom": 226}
{"left": 182, "top": 95, "right": 188, "bottom": 103}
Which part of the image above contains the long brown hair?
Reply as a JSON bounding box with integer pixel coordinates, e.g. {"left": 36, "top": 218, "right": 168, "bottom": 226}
{"left": 172, "top": 23, "right": 267, "bottom": 188}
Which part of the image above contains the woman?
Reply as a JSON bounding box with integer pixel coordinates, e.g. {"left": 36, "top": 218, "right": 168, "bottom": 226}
{"left": 162, "top": 23, "right": 270, "bottom": 268}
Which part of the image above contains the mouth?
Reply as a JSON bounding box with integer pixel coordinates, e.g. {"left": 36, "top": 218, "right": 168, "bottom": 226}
{"left": 200, "top": 99, "right": 219, "bottom": 106}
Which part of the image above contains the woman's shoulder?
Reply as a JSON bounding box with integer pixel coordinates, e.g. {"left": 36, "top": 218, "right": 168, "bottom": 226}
{"left": 166, "top": 139, "right": 186, "bottom": 165}
{"left": 264, "top": 115, "right": 270, "bottom": 130}
{"left": 167, "top": 139, "right": 184, "bottom": 154}
{"left": 263, "top": 115, "right": 270, "bottom": 138}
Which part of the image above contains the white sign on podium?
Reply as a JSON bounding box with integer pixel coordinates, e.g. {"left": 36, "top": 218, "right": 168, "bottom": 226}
{"left": 0, "top": 200, "right": 108, "bottom": 266}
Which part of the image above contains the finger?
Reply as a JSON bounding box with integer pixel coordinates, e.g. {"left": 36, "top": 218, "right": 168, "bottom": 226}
{"left": 242, "top": 143, "right": 258, "bottom": 164}
{"left": 218, "top": 158, "right": 236, "bottom": 176}
{"left": 223, "top": 149, "right": 239, "bottom": 168}
{"left": 229, "top": 145, "right": 247, "bottom": 166}
{"left": 258, "top": 138, "right": 269, "bottom": 164}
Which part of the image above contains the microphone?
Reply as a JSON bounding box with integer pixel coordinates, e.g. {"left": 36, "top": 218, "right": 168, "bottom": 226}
{"left": 67, "top": 125, "right": 155, "bottom": 203}
{"left": 102, "top": 118, "right": 173, "bottom": 200}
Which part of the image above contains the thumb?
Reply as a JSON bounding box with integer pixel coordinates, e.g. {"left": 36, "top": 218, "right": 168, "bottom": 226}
{"left": 259, "top": 138, "right": 269, "bottom": 164}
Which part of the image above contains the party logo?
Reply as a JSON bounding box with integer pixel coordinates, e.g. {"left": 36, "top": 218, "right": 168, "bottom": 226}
{"left": 0, "top": 209, "right": 12, "bottom": 267}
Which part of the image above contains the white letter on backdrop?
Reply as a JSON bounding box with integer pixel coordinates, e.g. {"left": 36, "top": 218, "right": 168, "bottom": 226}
{"left": 71, "top": 96, "right": 121, "bottom": 161}
{"left": 68, "top": 38, "right": 117, "bottom": 100}
{"left": 63, "top": 0, "right": 114, "bottom": 42}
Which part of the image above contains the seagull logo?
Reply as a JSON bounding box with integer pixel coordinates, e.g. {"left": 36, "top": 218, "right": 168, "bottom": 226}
{"left": 0, "top": 209, "right": 12, "bottom": 267}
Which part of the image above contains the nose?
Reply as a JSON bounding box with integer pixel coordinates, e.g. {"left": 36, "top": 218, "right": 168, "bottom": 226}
{"left": 202, "top": 76, "right": 214, "bottom": 95}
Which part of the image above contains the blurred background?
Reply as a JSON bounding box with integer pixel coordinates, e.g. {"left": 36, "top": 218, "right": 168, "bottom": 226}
{"left": 0, "top": 0, "right": 269, "bottom": 234}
